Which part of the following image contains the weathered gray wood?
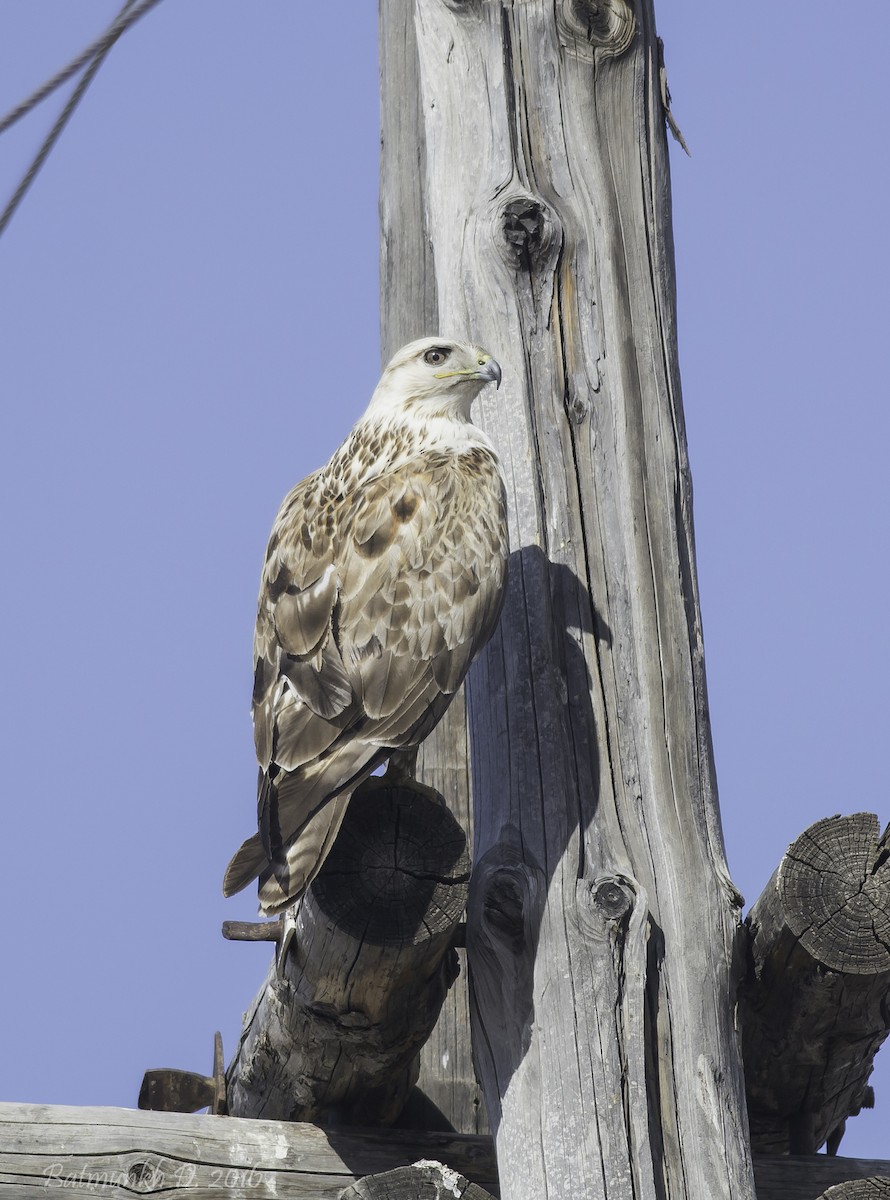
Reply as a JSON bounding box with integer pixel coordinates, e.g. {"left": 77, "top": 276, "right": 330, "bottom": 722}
{"left": 378, "top": 0, "right": 437, "bottom": 359}
{"left": 378, "top": 3, "right": 487, "bottom": 1137}
{"left": 742, "top": 813, "right": 890, "bottom": 1154}
{"left": 0, "top": 1102, "right": 498, "bottom": 1198}
{"left": 5, "top": 1103, "right": 890, "bottom": 1199}
{"left": 226, "top": 779, "right": 469, "bottom": 1124}
{"left": 380, "top": 2, "right": 754, "bottom": 1197}
{"left": 339, "top": 1160, "right": 496, "bottom": 1199}
{"left": 412, "top": 693, "right": 488, "bottom": 1134}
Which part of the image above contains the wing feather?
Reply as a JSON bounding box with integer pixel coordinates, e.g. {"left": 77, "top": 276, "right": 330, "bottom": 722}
{"left": 225, "top": 434, "right": 508, "bottom": 913}
{"left": 271, "top": 560, "right": 337, "bottom": 657}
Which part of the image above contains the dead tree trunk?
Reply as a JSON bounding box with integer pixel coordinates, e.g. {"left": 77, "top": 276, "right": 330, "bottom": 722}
{"left": 741, "top": 813, "right": 890, "bottom": 1155}
{"left": 380, "top": 2, "right": 755, "bottom": 1197}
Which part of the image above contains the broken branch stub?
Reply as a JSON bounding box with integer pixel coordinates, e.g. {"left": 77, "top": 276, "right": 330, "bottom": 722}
{"left": 742, "top": 812, "right": 890, "bottom": 1154}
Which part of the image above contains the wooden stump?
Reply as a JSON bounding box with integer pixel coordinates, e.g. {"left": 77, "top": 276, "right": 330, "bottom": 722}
{"left": 742, "top": 813, "right": 890, "bottom": 1154}
{"left": 338, "top": 1161, "right": 496, "bottom": 1200}
{"left": 226, "top": 778, "right": 470, "bottom": 1124}
{"left": 817, "top": 1182, "right": 890, "bottom": 1200}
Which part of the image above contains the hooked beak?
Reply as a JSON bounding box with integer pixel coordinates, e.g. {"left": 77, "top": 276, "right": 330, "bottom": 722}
{"left": 433, "top": 354, "right": 503, "bottom": 388}
{"left": 476, "top": 356, "right": 502, "bottom": 389}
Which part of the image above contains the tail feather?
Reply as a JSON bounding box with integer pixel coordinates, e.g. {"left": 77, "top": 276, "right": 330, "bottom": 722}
{"left": 222, "top": 833, "right": 267, "bottom": 897}
{"left": 258, "top": 793, "right": 351, "bottom": 915}
{"left": 226, "top": 741, "right": 388, "bottom": 913}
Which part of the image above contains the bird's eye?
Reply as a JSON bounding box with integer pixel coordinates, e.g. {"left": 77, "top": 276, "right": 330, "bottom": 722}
{"left": 423, "top": 347, "right": 451, "bottom": 366}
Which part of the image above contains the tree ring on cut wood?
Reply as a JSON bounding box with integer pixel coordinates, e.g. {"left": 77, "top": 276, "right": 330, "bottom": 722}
{"left": 816, "top": 1180, "right": 890, "bottom": 1199}
{"left": 778, "top": 812, "right": 890, "bottom": 974}
{"left": 311, "top": 777, "right": 471, "bottom": 947}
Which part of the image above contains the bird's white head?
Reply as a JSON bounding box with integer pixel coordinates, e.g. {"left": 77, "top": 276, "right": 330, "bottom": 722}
{"left": 367, "top": 337, "right": 502, "bottom": 422}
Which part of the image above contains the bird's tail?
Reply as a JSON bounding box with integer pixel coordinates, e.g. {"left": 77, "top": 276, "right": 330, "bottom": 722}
{"left": 222, "top": 833, "right": 267, "bottom": 898}
{"left": 257, "top": 791, "right": 351, "bottom": 915}
{"left": 222, "top": 792, "right": 353, "bottom": 914}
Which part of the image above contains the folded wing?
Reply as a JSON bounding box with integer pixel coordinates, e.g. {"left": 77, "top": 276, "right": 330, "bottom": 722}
{"left": 224, "top": 446, "right": 507, "bottom": 913}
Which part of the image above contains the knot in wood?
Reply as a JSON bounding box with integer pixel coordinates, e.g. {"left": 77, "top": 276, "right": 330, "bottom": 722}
{"left": 574, "top": 874, "right": 638, "bottom": 939}
{"left": 499, "top": 196, "right": 556, "bottom": 274}
{"left": 559, "top": 0, "right": 636, "bottom": 57}
{"left": 127, "top": 1158, "right": 166, "bottom": 1192}
{"left": 593, "top": 879, "right": 634, "bottom": 921}
{"left": 483, "top": 868, "right": 527, "bottom": 952}
{"left": 565, "top": 391, "right": 590, "bottom": 425}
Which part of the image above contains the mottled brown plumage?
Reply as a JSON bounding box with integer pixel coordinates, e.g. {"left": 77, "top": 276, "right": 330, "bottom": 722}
{"left": 223, "top": 338, "right": 508, "bottom": 914}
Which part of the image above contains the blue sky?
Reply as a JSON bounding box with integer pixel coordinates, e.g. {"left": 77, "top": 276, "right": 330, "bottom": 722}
{"left": 1, "top": 0, "right": 887, "bottom": 1159}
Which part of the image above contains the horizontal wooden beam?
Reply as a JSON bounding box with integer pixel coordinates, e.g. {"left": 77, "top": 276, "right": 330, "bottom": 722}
{"left": 2, "top": 1103, "right": 890, "bottom": 1199}
{"left": 0, "top": 1102, "right": 497, "bottom": 1197}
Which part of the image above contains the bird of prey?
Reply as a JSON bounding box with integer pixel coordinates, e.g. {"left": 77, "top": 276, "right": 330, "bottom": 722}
{"left": 223, "top": 337, "right": 508, "bottom": 914}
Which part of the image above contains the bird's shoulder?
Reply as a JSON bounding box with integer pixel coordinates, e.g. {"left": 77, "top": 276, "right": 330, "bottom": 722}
{"left": 265, "top": 418, "right": 501, "bottom": 568}
{"left": 252, "top": 414, "right": 508, "bottom": 764}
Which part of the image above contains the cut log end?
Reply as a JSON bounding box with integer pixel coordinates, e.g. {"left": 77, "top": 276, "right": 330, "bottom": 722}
{"left": 311, "top": 777, "right": 471, "bottom": 947}
{"left": 778, "top": 812, "right": 890, "bottom": 974}
{"left": 817, "top": 1180, "right": 890, "bottom": 1200}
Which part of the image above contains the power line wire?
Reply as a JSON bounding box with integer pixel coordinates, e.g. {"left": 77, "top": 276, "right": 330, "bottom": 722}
{"left": 0, "top": 0, "right": 163, "bottom": 137}
{"left": 0, "top": 0, "right": 162, "bottom": 240}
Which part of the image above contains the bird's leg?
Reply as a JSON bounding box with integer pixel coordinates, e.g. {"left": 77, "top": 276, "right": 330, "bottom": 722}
{"left": 384, "top": 747, "right": 446, "bottom": 806}
{"left": 275, "top": 902, "right": 300, "bottom": 976}
{"left": 385, "top": 747, "right": 419, "bottom": 783}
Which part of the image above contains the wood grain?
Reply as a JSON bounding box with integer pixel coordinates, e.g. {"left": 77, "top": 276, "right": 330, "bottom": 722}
{"left": 3, "top": 1103, "right": 890, "bottom": 1199}
{"left": 0, "top": 1102, "right": 497, "bottom": 1198}
{"left": 379, "top": 2, "right": 488, "bottom": 1137}
{"left": 381, "top": 0, "right": 754, "bottom": 1196}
